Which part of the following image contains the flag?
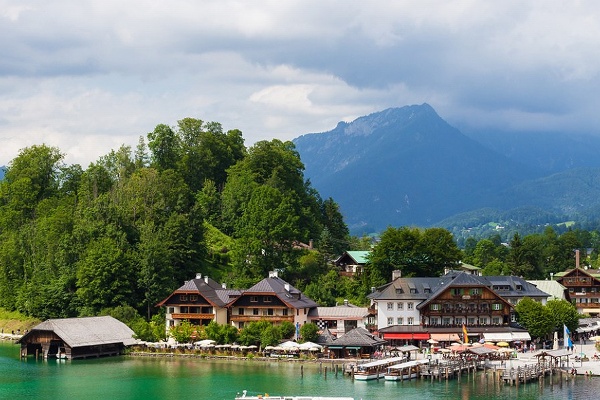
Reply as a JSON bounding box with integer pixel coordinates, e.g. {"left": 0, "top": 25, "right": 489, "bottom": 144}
{"left": 462, "top": 324, "right": 469, "bottom": 344}
{"left": 564, "top": 324, "right": 573, "bottom": 349}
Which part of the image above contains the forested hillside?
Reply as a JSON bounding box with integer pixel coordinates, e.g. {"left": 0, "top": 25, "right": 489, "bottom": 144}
{"left": 0, "top": 118, "right": 352, "bottom": 325}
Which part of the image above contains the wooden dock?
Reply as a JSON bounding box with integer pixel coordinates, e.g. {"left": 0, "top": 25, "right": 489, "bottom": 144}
{"left": 500, "top": 363, "right": 560, "bottom": 386}
{"left": 419, "top": 359, "right": 483, "bottom": 381}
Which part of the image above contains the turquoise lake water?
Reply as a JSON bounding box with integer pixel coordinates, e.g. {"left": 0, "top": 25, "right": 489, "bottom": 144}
{"left": 1, "top": 342, "right": 598, "bottom": 400}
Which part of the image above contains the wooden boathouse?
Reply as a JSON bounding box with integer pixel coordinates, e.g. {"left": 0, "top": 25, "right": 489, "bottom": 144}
{"left": 18, "top": 316, "right": 137, "bottom": 360}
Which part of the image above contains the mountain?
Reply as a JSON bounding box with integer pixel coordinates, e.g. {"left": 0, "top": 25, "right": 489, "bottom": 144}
{"left": 294, "top": 104, "right": 600, "bottom": 236}
{"left": 462, "top": 129, "right": 600, "bottom": 174}
{"left": 294, "top": 104, "right": 545, "bottom": 234}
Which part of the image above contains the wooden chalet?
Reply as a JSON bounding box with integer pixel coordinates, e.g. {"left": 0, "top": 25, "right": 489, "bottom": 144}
{"left": 228, "top": 271, "right": 318, "bottom": 330}
{"left": 419, "top": 272, "right": 513, "bottom": 330}
{"left": 18, "top": 316, "right": 136, "bottom": 360}
{"left": 334, "top": 251, "right": 369, "bottom": 277}
{"left": 555, "top": 267, "right": 600, "bottom": 315}
{"left": 369, "top": 271, "right": 544, "bottom": 345}
{"left": 156, "top": 273, "right": 240, "bottom": 335}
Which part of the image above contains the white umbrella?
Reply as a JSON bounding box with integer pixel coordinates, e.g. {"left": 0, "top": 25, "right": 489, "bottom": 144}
{"left": 194, "top": 339, "right": 216, "bottom": 346}
{"left": 427, "top": 339, "right": 439, "bottom": 344}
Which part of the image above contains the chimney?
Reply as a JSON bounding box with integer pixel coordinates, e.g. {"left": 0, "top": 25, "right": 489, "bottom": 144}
{"left": 195, "top": 273, "right": 202, "bottom": 279}
{"left": 222, "top": 282, "right": 227, "bottom": 289}
{"left": 371, "top": 286, "right": 376, "bottom": 293}
{"left": 269, "top": 270, "right": 278, "bottom": 278}
{"left": 576, "top": 249, "right": 580, "bottom": 268}
{"left": 284, "top": 283, "right": 290, "bottom": 292}
{"left": 392, "top": 270, "right": 402, "bottom": 280}
{"left": 344, "top": 299, "right": 349, "bottom": 306}
{"left": 309, "top": 239, "right": 313, "bottom": 249}
{"left": 204, "top": 276, "right": 209, "bottom": 284}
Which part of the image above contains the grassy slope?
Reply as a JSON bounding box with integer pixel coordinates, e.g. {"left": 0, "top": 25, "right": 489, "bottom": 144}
{"left": 0, "top": 308, "right": 41, "bottom": 334}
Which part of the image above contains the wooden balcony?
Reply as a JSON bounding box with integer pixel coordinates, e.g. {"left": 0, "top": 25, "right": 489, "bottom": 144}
{"left": 171, "top": 313, "right": 215, "bottom": 320}
{"left": 230, "top": 315, "right": 294, "bottom": 323}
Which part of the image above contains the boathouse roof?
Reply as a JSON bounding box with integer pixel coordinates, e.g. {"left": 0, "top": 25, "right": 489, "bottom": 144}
{"left": 19, "top": 316, "right": 137, "bottom": 348}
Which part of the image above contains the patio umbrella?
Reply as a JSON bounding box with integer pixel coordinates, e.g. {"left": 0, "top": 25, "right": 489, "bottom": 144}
{"left": 589, "top": 336, "right": 600, "bottom": 341}
{"left": 496, "top": 342, "right": 510, "bottom": 347}
{"left": 427, "top": 339, "right": 439, "bottom": 344}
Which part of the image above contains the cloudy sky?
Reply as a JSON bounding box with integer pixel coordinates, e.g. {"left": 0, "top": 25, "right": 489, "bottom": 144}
{"left": 2, "top": 1, "right": 600, "bottom": 167}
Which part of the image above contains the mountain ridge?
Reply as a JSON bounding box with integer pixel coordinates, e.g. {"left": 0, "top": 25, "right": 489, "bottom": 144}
{"left": 294, "top": 104, "right": 599, "bottom": 235}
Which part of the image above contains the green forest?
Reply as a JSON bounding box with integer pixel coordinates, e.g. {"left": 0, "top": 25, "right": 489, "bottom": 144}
{"left": 1, "top": 116, "right": 599, "bottom": 341}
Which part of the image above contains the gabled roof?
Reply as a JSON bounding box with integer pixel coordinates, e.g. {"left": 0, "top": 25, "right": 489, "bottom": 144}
{"left": 308, "top": 303, "right": 371, "bottom": 319}
{"left": 327, "top": 327, "right": 386, "bottom": 347}
{"left": 235, "top": 276, "right": 318, "bottom": 309}
{"left": 528, "top": 280, "right": 567, "bottom": 300}
{"left": 19, "top": 316, "right": 136, "bottom": 348}
{"left": 334, "top": 251, "right": 370, "bottom": 265}
{"left": 367, "top": 277, "right": 440, "bottom": 301}
{"left": 156, "top": 275, "right": 240, "bottom": 307}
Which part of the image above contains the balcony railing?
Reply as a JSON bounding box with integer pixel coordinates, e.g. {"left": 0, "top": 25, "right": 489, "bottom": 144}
{"left": 230, "top": 315, "right": 294, "bottom": 322}
{"left": 171, "top": 313, "right": 215, "bottom": 320}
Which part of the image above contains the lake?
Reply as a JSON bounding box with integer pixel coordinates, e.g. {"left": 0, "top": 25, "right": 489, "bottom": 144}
{"left": 1, "top": 342, "right": 598, "bottom": 400}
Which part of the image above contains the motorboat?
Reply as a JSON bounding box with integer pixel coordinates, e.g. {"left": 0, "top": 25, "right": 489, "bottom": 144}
{"left": 384, "top": 359, "right": 429, "bottom": 381}
{"left": 353, "top": 356, "right": 406, "bottom": 380}
{"left": 235, "top": 390, "right": 354, "bottom": 400}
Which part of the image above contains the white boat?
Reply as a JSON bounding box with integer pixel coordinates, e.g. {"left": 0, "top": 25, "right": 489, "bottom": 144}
{"left": 235, "top": 390, "right": 354, "bottom": 400}
{"left": 353, "top": 356, "right": 406, "bottom": 380}
{"left": 384, "top": 359, "right": 429, "bottom": 381}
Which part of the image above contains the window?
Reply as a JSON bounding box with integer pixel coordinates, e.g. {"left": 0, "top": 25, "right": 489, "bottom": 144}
{"left": 470, "top": 288, "right": 480, "bottom": 295}
{"left": 239, "top": 308, "right": 244, "bottom": 315}
{"left": 480, "top": 317, "right": 488, "bottom": 325}
{"left": 253, "top": 308, "right": 259, "bottom": 315}
{"left": 387, "top": 302, "right": 394, "bottom": 310}
{"left": 168, "top": 307, "right": 175, "bottom": 314}
{"left": 268, "top": 308, "right": 274, "bottom": 316}
{"left": 387, "top": 317, "right": 394, "bottom": 326}
{"left": 492, "top": 303, "right": 503, "bottom": 310}
{"left": 264, "top": 296, "right": 272, "bottom": 302}
{"left": 250, "top": 296, "right": 259, "bottom": 303}
{"left": 443, "top": 317, "right": 451, "bottom": 325}
{"left": 239, "top": 322, "right": 245, "bottom": 329}
{"left": 282, "top": 309, "right": 288, "bottom": 316}
{"left": 407, "top": 317, "right": 414, "bottom": 325}
{"left": 396, "top": 288, "right": 404, "bottom": 294}
{"left": 179, "top": 295, "right": 188, "bottom": 301}
{"left": 424, "top": 288, "right": 431, "bottom": 294}
{"left": 180, "top": 306, "right": 188, "bottom": 313}
{"left": 492, "top": 317, "right": 500, "bottom": 324}
{"left": 467, "top": 317, "right": 475, "bottom": 325}
{"left": 430, "top": 317, "right": 439, "bottom": 325}
{"left": 189, "top": 295, "right": 198, "bottom": 301}
{"left": 452, "top": 288, "right": 463, "bottom": 296}
{"left": 397, "top": 302, "right": 404, "bottom": 310}
{"left": 397, "top": 317, "right": 403, "bottom": 325}
{"left": 407, "top": 302, "right": 414, "bottom": 310}
{"left": 430, "top": 304, "right": 440, "bottom": 311}
{"left": 410, "top": 288, "right": 417, "bottom": 294}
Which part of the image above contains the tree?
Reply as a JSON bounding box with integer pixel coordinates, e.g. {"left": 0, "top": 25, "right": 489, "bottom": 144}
{"left": 514, "top": 297, "right": 554, "bottom": 339}
{"left": 279, "top": 321, "right": 296, "bottom": 340}
{"left": 546, "top": 299, "right": 580, "bottom": 333}
{"left": 299, "top": 323, "right": 319, "bottom": 343}
{"left": 238, "top": 320, "right": 272, "bottom": 346}
{"left": 147, "top": 124, "right": 180, "bottom": 171}
{"left": 169, "top": 320, "right": 195, "bottom": 343}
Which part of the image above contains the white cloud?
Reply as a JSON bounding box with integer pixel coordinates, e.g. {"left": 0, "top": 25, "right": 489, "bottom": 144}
{"left": 2, "top": 1, "right": 600, "bottom": 166}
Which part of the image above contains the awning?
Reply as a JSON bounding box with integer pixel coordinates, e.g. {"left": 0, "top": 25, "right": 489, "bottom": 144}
{"left": 511, "top": 332, "right": 531, "bottom": 341}
{"left": 581, "top": 309, "right": 600, "bottom": 316}
{"left": 483, "top": 332, "right": 513, "bottom": 342}
{"left": 430, "top": 333, "right": 460, "bottom": 342}
{"left": 383, "top": 333, "right": 429, "bottom": 340}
